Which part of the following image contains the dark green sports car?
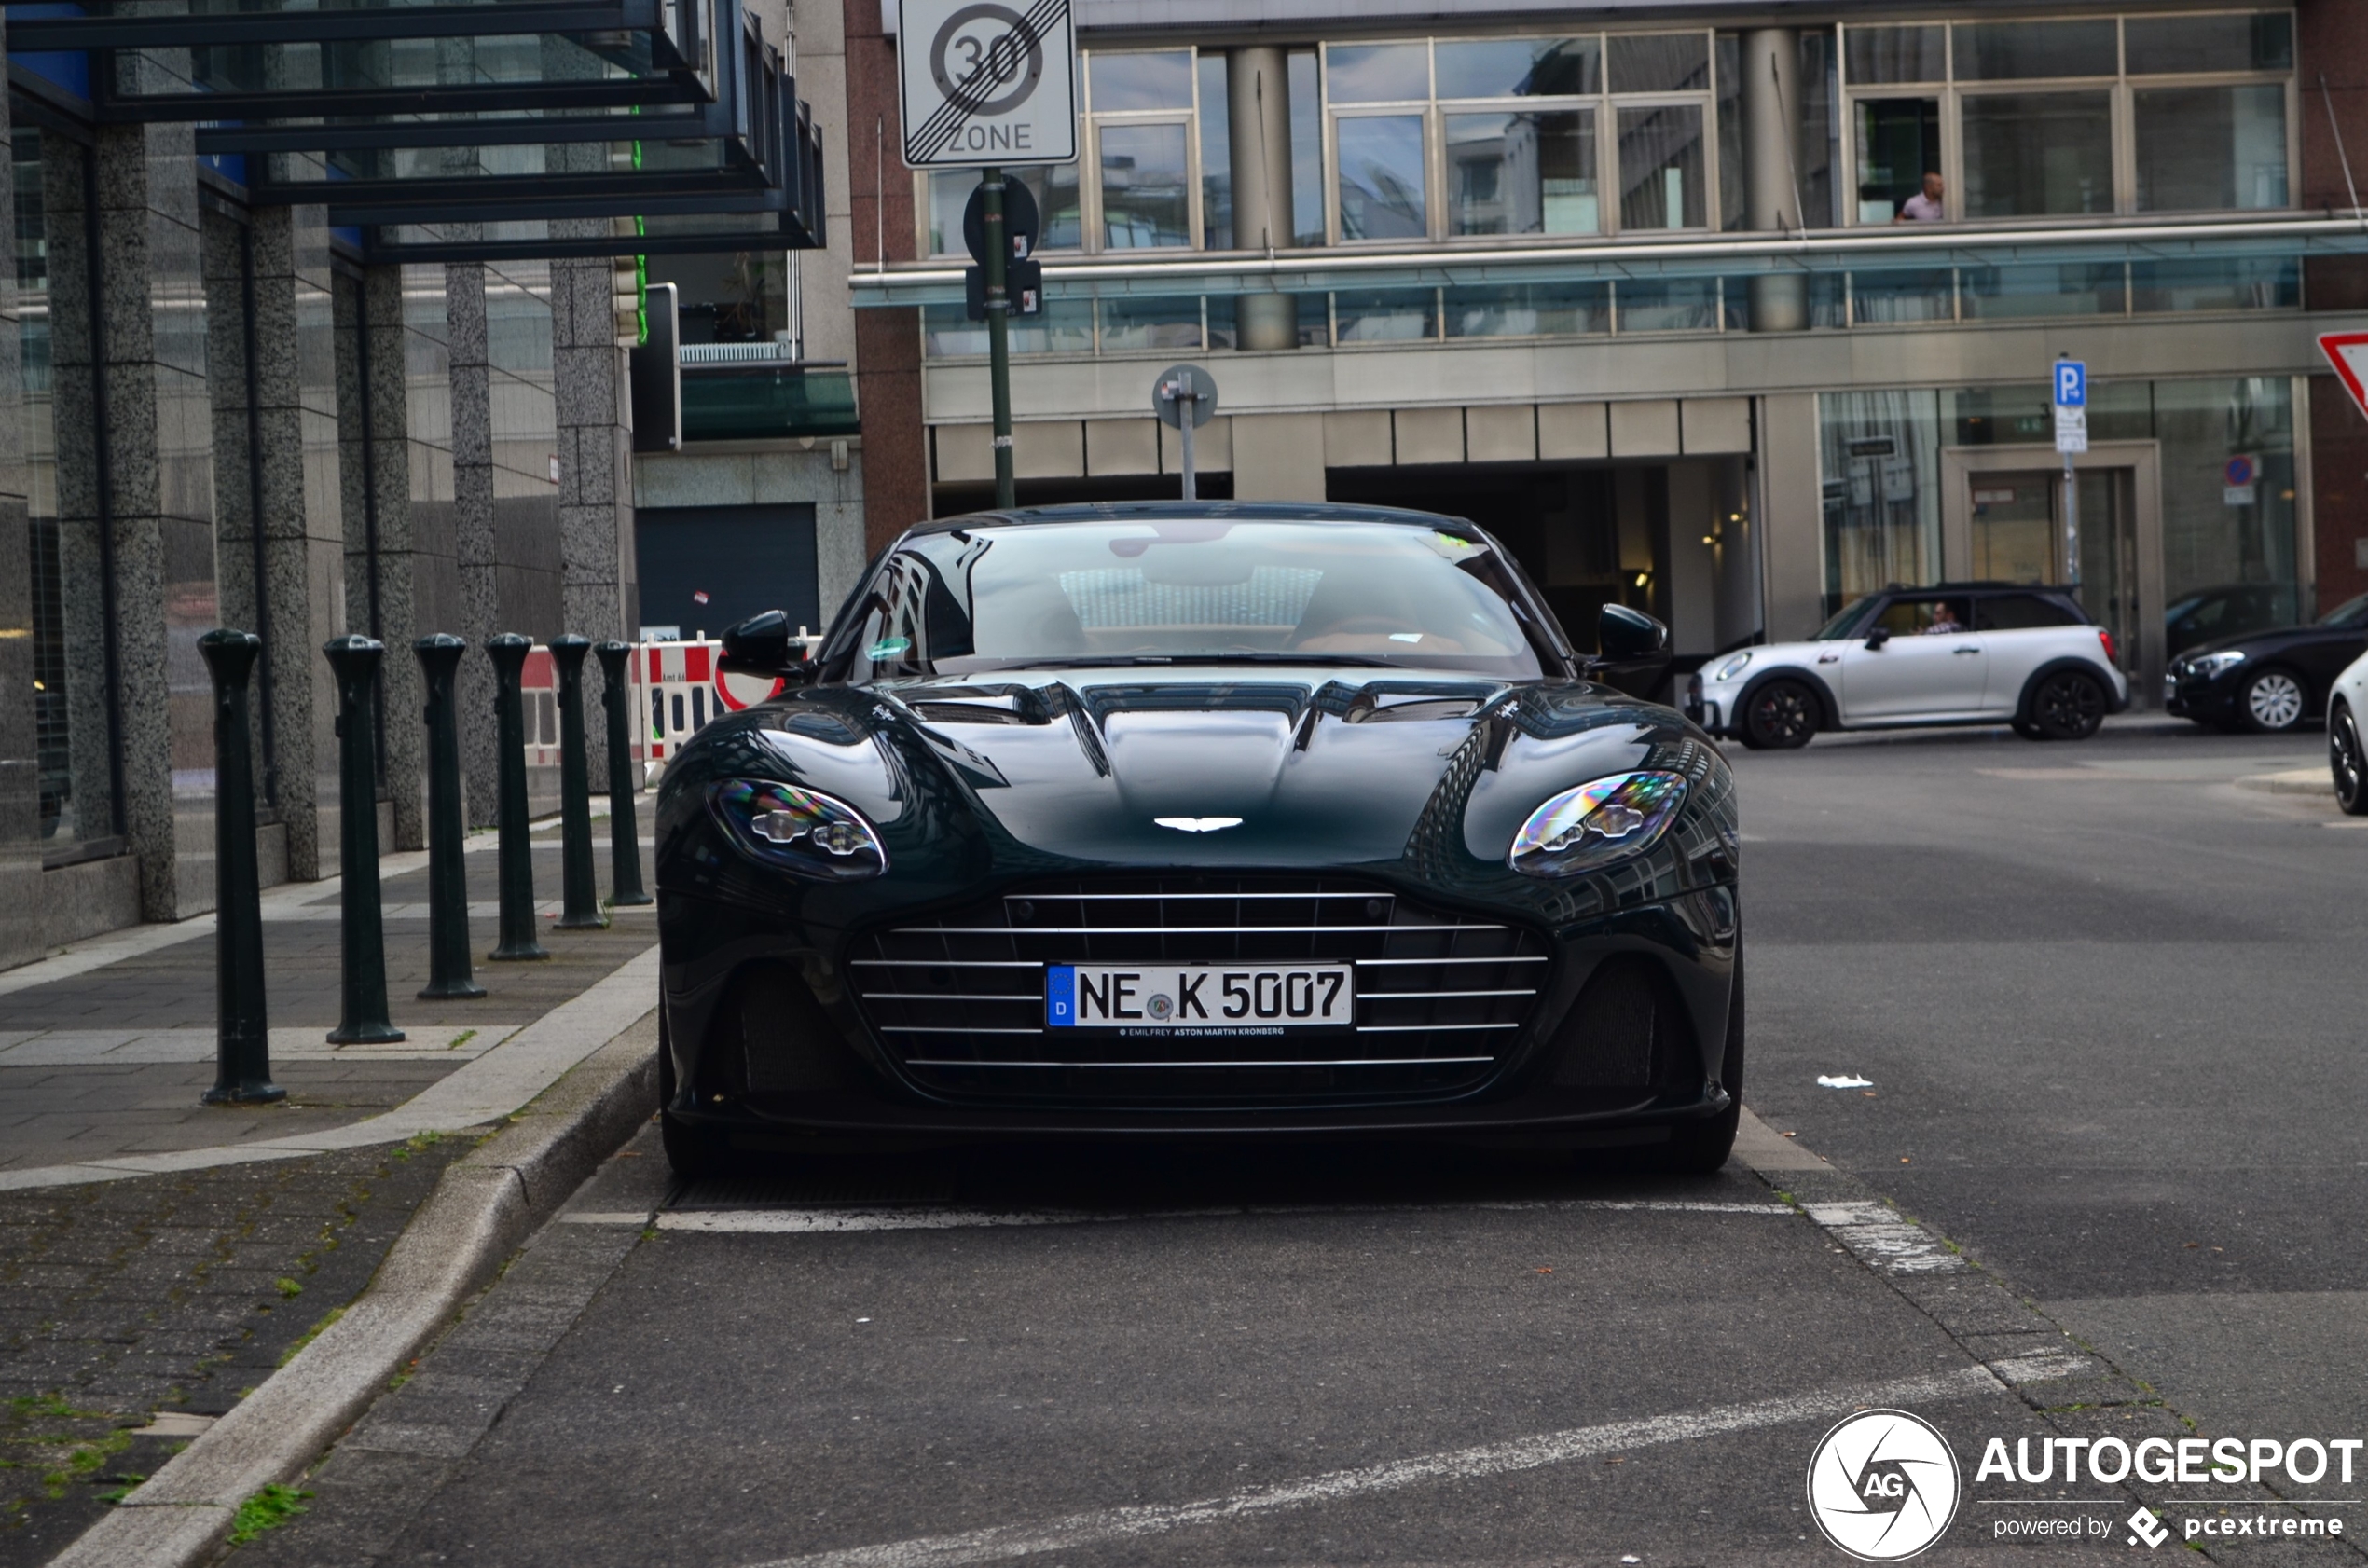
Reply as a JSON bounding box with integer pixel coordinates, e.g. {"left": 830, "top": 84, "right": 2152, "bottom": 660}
{"left": 653, "top": 503, "right": 1742, "bottom": 1175}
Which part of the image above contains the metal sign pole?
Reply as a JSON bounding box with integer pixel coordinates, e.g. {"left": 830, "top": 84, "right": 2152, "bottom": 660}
{"left": 983, "top": 166, "right": 1014, "bottom": 510}
{"left": 2063, "top": 453, "right": 2080, "bottom": 588}
{"left": 1177, "top": 387, "right": 1197, "bottom": 501}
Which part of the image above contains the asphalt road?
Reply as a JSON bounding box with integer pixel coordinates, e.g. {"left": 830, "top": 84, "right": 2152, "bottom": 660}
{"left": 222, "top": 717, "right": 2364, "bottom": 1568}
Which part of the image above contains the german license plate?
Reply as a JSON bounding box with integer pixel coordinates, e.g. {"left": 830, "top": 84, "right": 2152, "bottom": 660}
{"left": 1046, "top": 964, "right": 1354, "bottom": 1033}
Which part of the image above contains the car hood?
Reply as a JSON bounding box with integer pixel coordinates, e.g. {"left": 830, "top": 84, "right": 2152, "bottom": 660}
{"left": 2179, "top": 623, "right": 2358, "bottom": 663}
{"left": 680, "top": 667, "right": 1698, "bottom": 871}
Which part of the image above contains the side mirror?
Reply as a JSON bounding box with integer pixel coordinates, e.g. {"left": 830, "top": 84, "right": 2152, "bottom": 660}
{"left": 1596, "top": 602, "right": 1670, "bottom": 662}
{"left": 1865, "top": 626, "right": 1892, "bottom": 651}
{"left": 719, "top": 610, "right": 810, "bottom": 683}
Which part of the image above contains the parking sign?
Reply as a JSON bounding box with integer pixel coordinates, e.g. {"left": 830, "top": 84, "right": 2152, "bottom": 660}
{"left": 2054, "top": 360, "right": 2086, "bottom": 408}
{"left": 899, "top": 0, "right": 1077, "bottom": 168}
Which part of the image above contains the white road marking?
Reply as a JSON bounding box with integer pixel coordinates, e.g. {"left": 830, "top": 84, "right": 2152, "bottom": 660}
{"left": 656, "top": 1198, "right": 1794, "bottom": 1234}
{"left": 740, "top": 1364, "right": 2005, "bottom": 1568}
{"left": 1803, "top": 1199, "right": 1967, "bottom": 1275}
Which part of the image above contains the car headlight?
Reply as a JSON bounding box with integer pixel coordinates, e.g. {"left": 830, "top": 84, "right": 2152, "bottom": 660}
{"left": 1508, "top": 771, "right": 1688, "bottom": 878}
{"left": 1713, "top": 651, "right": 1754, "bottom": 681}
{"left": 708, "top": 779, "right": 888, "bottom": 880}
{"left": 2191, "top": 650, "right": 2247, "bottom": 679}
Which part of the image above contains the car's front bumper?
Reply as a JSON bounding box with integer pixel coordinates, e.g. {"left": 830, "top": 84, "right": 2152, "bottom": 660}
{"left": 2165, "top": 670, "right": 2239, "bottom": 721}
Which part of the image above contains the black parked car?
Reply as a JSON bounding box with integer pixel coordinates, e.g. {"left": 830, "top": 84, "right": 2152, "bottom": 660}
{"left": 2165, "top": 591, "right": 2368, "bottom": 732}
{"left": 653, "top": 503, "right": 1743, "bottom": 1176}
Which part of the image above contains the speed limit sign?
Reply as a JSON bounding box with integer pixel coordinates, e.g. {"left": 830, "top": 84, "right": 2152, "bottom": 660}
{"left": 898, "top": 0, "right": 1077, "bottom": 168}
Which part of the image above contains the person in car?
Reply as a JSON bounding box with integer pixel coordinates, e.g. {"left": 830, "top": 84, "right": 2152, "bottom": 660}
{"left": 1923, "top": 602, "right": 1964, "bottom": 635}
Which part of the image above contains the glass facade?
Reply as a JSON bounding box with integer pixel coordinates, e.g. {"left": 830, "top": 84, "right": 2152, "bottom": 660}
{"left": 1819, "top": 379, "right": 2299, "bottom": 625}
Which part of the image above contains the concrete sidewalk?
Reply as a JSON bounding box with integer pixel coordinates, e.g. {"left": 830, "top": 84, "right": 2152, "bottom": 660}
{"left": 0, "top": 819, "right": 660, "bottom": 1565}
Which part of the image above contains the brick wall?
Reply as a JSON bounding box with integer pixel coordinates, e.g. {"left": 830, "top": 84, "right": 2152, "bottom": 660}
{"left": 2301, "top": 0, "right": 2368, "bottom": 610}
{"left": 845, "top": 0, "right": 929, "bottom": 550}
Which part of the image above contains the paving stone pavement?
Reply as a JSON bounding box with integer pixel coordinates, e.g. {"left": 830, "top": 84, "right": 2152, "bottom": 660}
{"left": 0, "top": 1138, "right": 471, "bottom": 1567}
{"left": 0, "top": 821, "right": 659, "bottom": 1562}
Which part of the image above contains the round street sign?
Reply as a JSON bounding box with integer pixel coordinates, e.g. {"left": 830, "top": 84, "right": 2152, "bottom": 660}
{"left": 961, "top": 175, "right": 1040, "bottom": 267}
{"left": 928, "top": 4, "right": 1044, "bottom": 121}
{"left": 1153, "top": 364, "right": 1218, "bottom": 429}
{"left": 2223, "top": 454, "right": 2258, "bottom": 488}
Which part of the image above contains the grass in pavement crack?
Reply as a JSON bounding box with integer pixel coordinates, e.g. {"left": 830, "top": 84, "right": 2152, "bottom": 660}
{"left": 227, "top": 1482, "right": 312, "bottom": 1545}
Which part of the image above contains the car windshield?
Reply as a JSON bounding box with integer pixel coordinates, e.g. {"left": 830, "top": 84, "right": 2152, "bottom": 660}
{"left": 829, "top": 518, "right": 1553, "bottom": 680}
{"left": 1813, "top": 597, "right": 1876, "bottom": 640}
{"left": 2318, "top": 591, "right": 2368, "bottom": 628}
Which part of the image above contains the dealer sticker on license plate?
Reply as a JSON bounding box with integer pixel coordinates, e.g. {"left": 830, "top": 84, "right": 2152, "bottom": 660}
{"left": 1046, "top": 964, "right": 1354, "bottom": 1033}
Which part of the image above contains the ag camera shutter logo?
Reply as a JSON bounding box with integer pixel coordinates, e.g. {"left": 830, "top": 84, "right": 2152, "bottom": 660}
{"left": 1807, "top": 1410, "right": 1962, "bottom": 1561}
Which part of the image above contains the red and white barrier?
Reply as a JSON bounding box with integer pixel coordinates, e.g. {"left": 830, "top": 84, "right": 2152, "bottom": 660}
{"left": 506, "top": 635, "right": 821, "bottom": 786}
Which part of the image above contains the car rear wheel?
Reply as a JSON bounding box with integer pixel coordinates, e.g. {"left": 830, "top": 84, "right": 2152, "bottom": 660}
{"left": 2334, "top": 706, "right": 2368, "bottom": 816}
{"left": 1663, "top": 946, "right": 1742, "bottom": 1174}
{"left": 2027, "top": 670, "right": 2107, "bottom": 740}
{"left": 1739, "top": 681, "right": 1817, "bottom": 750}
{"left": 2240, "top": 668, "right": 2306, "bottom": 733}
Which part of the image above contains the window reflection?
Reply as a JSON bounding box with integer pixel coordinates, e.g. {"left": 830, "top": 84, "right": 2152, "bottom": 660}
{"left": 1616, "top": 277, "right": 1719, "bottom": 332}
{"left": 927, "top": 165, "right": 1081, "bottom": 256}
{"left": 1445, "top": 282, "right": 1608, "bottom": 337}
{"left": 2125, "top": 14, "right": 2292, "bottom": 74}
{"left": 1336, "top": 116, "right": 1426, "bottom": 240}
{"left": 1961, "top": 93, "right": 2112, "bottom": 215}
{"left": 1606, "top": 33, "right": 1708, "bottom": 93}
{"left": 1327, "top": 42, "right": 1428, "bottom": 103}
{"left": 1333, "top": 288, "right": 1435, "bottom": 341}
{"left": 1445, "top": 111, "right": 1596, "bottom": 235}
{"left": 1099, "top": 122, "right": 1191, "bottom": 248}
{"left": 1088, "top": 50, "right": 1194, "bottom": 111}
{"left": 1099, "top": 296, "right": 1201, "bottom": 351}
{"left": 1951, "top": 20, "right": 2116, "bottom": 80}
{"left": 2134, "top": 85, "right": 2288, "bottom": 212}
{"left": 1433, "top": 37, "right": 1597, "bottom": 99}
{"left": 1617, "top": 104, "right": 1705, "bottom": 229}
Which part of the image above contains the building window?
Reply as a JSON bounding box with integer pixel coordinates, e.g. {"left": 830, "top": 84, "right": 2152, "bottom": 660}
{"left": 1334, "top": 115, "right": 1427, "bottom": 240}
{"left": 1089, "top": 50, "right": 1197, "bottom": 250}
{"left": 1838, "top": 10, "right": 2294, "bottom": 225}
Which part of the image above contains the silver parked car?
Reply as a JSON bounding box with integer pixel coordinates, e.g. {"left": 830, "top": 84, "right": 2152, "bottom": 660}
{"left": 1687, "top": 585, "right": 2129, "bottom": 750}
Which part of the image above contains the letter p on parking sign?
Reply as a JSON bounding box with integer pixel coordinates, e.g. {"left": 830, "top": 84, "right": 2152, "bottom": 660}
{"left": 899, "top": 0, "right": 1077, "bottom": 168}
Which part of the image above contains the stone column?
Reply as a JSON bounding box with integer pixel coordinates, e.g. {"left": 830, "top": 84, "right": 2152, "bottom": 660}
{"left": 0, "top": 45, "right": 38, "bottom": 970}
{"left": 551, "top": 251, "right": 635, "bottom": 778}
{"left": 1228, "top": 47, "right": 1297, "bottom": 350}
{"left": 1742, "top": 29, "right": 1807, "bottom": 333}
{"left": 207, "top": 204, "right": 350, "bottom": 876}
{"left": 52, "top": 103, "right": 219, "bottom": 921}
{"left": 446, "top": 260, "right": 503, "bottom": 827}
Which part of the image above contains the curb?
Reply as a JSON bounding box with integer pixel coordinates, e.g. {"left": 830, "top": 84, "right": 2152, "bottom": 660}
{"left": 2237, "top": 766, "right": 2330, "bottom": 797}
{"left": 48, "top": 1011, "right": 661, "bottom": 1568}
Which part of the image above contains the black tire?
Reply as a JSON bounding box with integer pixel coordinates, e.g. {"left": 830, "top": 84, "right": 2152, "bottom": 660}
{"left": 1663, "top": 947, "right": 1743, "bottom": 1174}
{"left": 657, "top": 1011, "right": 732, "bottom": 1180}
{"left": 2027, "top": 669, "right": 2107, "bottom": 741}
{"left": 2238, "top": 667, "right": 2308, "bottom": 734}
{"left": 1739, "top": 680, "right": 1818, "bottom": 750}
{"left": 2334, "top": 705, "right": 2368, "bottom": 816}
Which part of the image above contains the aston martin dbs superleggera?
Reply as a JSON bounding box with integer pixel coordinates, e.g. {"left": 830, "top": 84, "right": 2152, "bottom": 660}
{"left": 654, "top": 503, "right": 1742, "bottom": 1174}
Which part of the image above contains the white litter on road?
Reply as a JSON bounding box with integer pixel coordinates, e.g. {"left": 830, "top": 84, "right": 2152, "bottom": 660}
{"left": 738, "top": 1363, "right": 2009, "bottom": 1568}
{"left": 1802, "top": 1199, "right": 1966, "bottom": 1275}
{"left": 1815, "top": 1074, "right": 1875, "bottom": 1089}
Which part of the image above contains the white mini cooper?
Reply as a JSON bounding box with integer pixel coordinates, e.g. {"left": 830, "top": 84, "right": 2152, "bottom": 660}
{"left": 1687, "top": 585, "right": 2129, "bottom": 750}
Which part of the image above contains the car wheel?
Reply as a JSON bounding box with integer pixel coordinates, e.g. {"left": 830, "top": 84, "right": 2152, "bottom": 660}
{"left": 2240, "top": 667, "right": 2307, "bottom": 733}
{"left": 1739, "top": 681, "right": 1818, "bottom": 750}
{"left": 657, "top": 1011, "right": 733, "bottom": 1180}
{"left": 1663, "top": 947, "right": 1743, "bottom": 1174}
{"left": 2334, "top": 706, "right": 2368, "bottom": 816}
{"left": 2027, "top": 670, "right": 2107, "bottom": 741}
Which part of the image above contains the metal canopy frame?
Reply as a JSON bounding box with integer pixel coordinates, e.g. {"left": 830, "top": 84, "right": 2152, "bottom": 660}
{"left": 194, "top": 0, "right": 760, "bottom": 153}
{"left": 3, "top": 0, "right": 690, "bottom": 55}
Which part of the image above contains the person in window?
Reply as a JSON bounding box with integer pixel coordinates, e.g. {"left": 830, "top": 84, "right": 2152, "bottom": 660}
{"left": 1923, "top": 600, "right": 1964, "bottom": 635}
{"left": 1897, "top": 172, "right": 1946, "bottom": 223}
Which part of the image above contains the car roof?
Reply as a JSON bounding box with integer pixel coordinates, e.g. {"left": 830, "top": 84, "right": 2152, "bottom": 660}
{"left": 905, "top": 502, "right": 1478, "bottom": 536}
{"left": 1878, "top": 582, "right": 2078, "bottom": 597}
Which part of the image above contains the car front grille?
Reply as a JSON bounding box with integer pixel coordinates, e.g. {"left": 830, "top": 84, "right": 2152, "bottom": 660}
{"left": 846, "top": 877, "right": 1549, "bottom": 1104}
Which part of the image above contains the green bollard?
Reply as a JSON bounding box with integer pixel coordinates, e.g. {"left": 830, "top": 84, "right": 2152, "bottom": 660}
{"left": 548, "top": 635, "right": 606, "bottom": 929}
{"left": 414, "top": 634, "right": 484, "bottom": 999}
{"left": 486, "top": 634, "right": 549, "bottom": 961}
{"left": 199, "top": 630, "right": 284, "bottom": 1105}
{"left": 324, "top": 636, "right": 405, "bottom": 1044}
{"left": 595, "top": 640, "right": 653, "bottom": 906}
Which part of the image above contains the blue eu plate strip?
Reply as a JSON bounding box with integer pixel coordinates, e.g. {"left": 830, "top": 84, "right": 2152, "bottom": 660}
{"left": 1045, "top": 965, "right": 1075, "bottom": 1028}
